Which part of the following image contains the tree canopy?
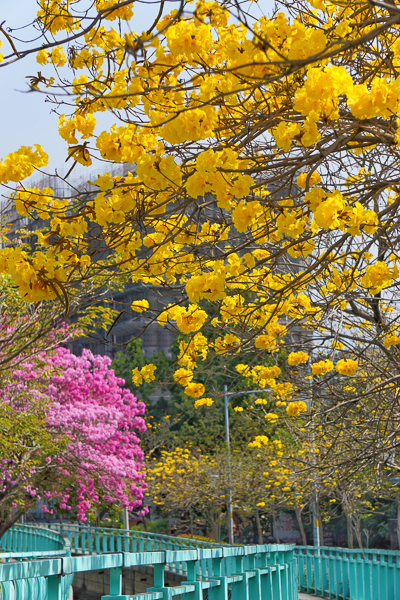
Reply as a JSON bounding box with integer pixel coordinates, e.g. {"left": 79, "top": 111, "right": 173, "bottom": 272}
{"left": 2, "top": 0, "right": 400, "bottom": 498}
{"left": 0, "top": 339, "right": 146, "bottom": 535}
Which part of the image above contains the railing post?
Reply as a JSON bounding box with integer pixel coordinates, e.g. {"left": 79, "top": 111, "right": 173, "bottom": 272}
{"left": 110, "top": 567, "right": 122, "bottom": 595}
{"left": 47, "top": 575, "right": 62, "bottom": 600}
{"left": 208, "top": 576, "right": 229, "bottom": 600}
{"left": 154, "top": 563, "right": 165, "bottom": 587}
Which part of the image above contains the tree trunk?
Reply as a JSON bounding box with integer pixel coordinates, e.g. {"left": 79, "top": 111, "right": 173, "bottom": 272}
{"left": 189, "top": 511, "right": 194, "bottom": 537}
{"left": 272, "top": 510, "right": 280, "bottom": 543}
{"left": 207, "top": 511, "right": 218, "bottom": 542}
{"left": 295, "top": 507, "right": 307, "bottom": 546}
{"left": 255, "top": 508, "right": 263, "bottom": 544}
{"left": 315, "top": 501, "right": 325, "bottom": 546}
{"left": 347, "top": 515, "right": 354, "bottom": 549}
{"left": 353, "top": 514, "right": 363, "bottom": 549}
{"left": 0, "top": 508, "right": 23, "bottom": 539}
{"left": 168, "top": 514, "right": 172, "bottom": 536}
{"left": 397, "top": 499, "right": 400, "bottom": 550}
{"left": 142, "top": 515, "right": 148, "bottom": 532}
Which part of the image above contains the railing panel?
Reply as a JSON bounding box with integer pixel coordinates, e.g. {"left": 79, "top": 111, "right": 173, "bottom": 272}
{"left": 296, "top": 545, "right": 400, "bottom": 600}
{"left": 0, "top": 523, "right": 296, "bottom": 600}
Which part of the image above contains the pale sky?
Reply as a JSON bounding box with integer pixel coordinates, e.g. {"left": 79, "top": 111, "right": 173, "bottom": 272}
{"left": 0, "top": 0, "right": 274, "bottom": 176}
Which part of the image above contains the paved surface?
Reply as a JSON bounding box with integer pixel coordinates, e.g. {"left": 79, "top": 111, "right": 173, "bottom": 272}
{"left": 299, "top": 595, "right": 326, "bottom": 600}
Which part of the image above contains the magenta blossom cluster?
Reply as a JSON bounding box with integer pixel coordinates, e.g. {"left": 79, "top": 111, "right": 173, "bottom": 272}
{"left": 7, "top": 347, "right": 147, "bottom": 521}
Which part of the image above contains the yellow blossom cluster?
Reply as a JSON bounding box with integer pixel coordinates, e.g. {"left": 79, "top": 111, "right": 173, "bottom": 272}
{"left": 194, "top": 397, "right": 214, "bottom": 408}
{"left": 335, "top": 359, "right": 358, "bottom": 376}
{"left": 312, "top": 360, "right": 334, "bottom": 376}
{"left": 286, "top": 401, "right": 308, "bottom": 417}
{"left": 131, "top": 300, "right": 149, "bottom": 313}
{"left": 1, "top": 0, "right": 400, "bottom": 447}
{"left": 132, "top": 364, "right": 157, "bottom": 386}
{"left": 288, "top": 352, "right": 309, "bottom": 366}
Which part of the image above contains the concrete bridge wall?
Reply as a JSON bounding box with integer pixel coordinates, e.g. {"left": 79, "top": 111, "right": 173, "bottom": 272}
{"left": 73, "top": 565, "right": 187, "bottom": 599}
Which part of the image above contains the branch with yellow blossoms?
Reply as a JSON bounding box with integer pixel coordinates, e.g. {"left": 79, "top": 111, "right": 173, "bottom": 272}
{"left": 3, "top": 1, "right": 400, "bottom": 477}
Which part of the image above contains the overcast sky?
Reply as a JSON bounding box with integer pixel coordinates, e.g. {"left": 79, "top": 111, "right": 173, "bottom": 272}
{"left": 0, "top": 0, "right": 274, "bottom": 176}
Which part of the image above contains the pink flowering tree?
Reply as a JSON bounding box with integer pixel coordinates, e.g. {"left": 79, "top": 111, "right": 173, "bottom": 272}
{"left": 0, "top": 346, "right": 146, "bottom": 536}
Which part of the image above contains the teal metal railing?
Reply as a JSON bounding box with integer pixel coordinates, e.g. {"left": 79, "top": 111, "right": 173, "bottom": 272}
{"left": 47, "top": 522, "right": 222, "bottom": 555}
{"left": 0, "top": 523, "right": 69, "bottom": 558}
{"left": 0, "top": 523, "right": 297, "bottom": 600}
{"left": 0, "top": 524, "right": 73, "bottom": 600}
{"left": 296, "top": 545, "right": 400, "bottom": 600}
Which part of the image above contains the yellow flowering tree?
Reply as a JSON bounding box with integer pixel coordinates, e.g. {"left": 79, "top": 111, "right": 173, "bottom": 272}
{"left": 3, "top": 0, "right": 400, "bottom": 480}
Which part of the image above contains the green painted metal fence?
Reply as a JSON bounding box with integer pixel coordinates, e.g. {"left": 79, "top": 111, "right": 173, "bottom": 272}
{"left": 0, "top": 524, "right": 73, "bottom": 600}
{"left": 8, "top": 523, "right": 400, "bottom": 599}
{"left": 0, "top": 523, "right": 297, "bottom": 600}
{"left": 296, "top": 545, "right": 400, "bottom": 600}
{"left": 0, "top": 524, "right": 69, "bottom": 558}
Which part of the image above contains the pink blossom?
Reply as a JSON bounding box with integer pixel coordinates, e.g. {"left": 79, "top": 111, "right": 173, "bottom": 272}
{"left": 2, "top": 345, "right": 147, "bottom": 522}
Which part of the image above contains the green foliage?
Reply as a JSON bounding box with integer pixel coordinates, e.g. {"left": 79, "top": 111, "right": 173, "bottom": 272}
{"left": 131, "top": 518, "right": 168, "bottom": 534}
{"left": 112, "top": 334, "right": 287, "bottom": 452}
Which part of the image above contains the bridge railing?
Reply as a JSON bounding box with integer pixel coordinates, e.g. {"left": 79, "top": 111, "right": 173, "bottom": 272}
{"left": 0, "top": 523, "right": 70, "bottom": 558}
{"left": 0, "top": 524, "right": 73, "bottom": 600}
{"left": 46, "top": 522, "right": 221, "bottom": 555}
{"left": 296, "top": 545, "right": 400, "bottom": 600}
{"left": 46, "top": 523, "right": 296, "bottom": 585}
{"left": 0, "top": 523, "right": 297, "bottom": 600}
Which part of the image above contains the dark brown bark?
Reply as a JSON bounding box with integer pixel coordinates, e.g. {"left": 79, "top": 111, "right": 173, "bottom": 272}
{"left": 0, "top": 508, "right": 23, "bottom": 539}
{"left": 397, "top": 499, "right": 400, "bottom": 550}
{"left": 189, "top": 511, "right": 194, "bottom": 537}
{"left": 168, "top": 514, "right": 172, "bottom": 536}
{"left": 142, "top": 515, "right": 148, "bottom": 532}
{"left": 353, "top": 514, "right": 363, "bottom": 549}
{"left": 295, "top": 507, "right": 308, "bottom": 546}
{"left": 272, "top": 509, "right": 280, "bottom": 544}
{"left": 255, "top": 508, "right": 263, "bottom": 544}
{"left": 347, "top": 515, "right": 354, "bottom": 549}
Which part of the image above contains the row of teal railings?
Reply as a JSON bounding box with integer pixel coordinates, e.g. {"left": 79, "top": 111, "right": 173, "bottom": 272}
{"left": 1, "top": 523, "right": 297, "bottom": 600}
{"left": 296, "top": 545, "right": 400, "bottom": 600}
{"left": 0, "top": 524, "right": 74, "bottom": 600}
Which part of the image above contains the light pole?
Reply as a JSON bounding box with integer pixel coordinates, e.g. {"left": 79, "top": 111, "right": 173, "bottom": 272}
{"left": 123, "top": 507, "right": 130, "bottom": 531}
{"left": 307, "top": 349, "right": 321, "bottom": 551}
{"left": 223, "top": 385, "right": 272, "bottom": 545}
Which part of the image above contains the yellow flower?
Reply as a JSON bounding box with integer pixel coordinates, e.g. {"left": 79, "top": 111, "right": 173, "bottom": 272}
{"left": 51, "top": 46, "right": 67, "bottom": 67}
{"left": 297, "top": 171, "right": 321, "bottom": 189}
{"left": 132, "top": 367, "right": 143, "bottom": 386}
{"left": 185, "top": 383, "right": 206, "bottom": 398}
{"left": 194, "top": 397, "right": 214, "bottom": 408}
{"left": 231, "top": 200, "right": 261, "bottom": 232}
{"left": 234, "top": 406, "right": 244, "bottom": 412}
{"left": 264, "top": 413, "right": 279, "bottom": 422}
{"left": 141, "top": 364, "right": 157, "bottom": 383}
{"left": 133, "top": 364, "right": 157, "bottom": 385}
{"left": 173, "top": 368, "right": 194, "bottom": 387}
{"left": 37, "top": 49, "right": 50, "bottom": 65}
{"left": 384, "top": 333, "right": 400, "bottom": 348}
{"left": 286, "top": 401, "right": 307, "bottom": 416}
{"left": 254, "top": 335, "right": 279, "bottom": 351}
{"left": 273, "top": 121, "right": 301, "bottom": 152}
{"left": 214, "top": 334, "right": 241, "bottom": 355}
{"left": 360, "top": 261, "right": 397, "bottom": 294}
{"left": 175, "top": 305, "right": 208, "bottom": 334}
{"left": 288, "top": 351, "right": 309, "bottom": 366}
{"left": 312, "top": 359, "right": 334, "bottom": 376}
{"left": 314, "top": 192, "right": 345, "bottom": 230}
{"left": 335, "top": 359, "right": 358, "bottom": 376}
{"left": 131, "top": 299, "right": 149, "bottom": 312}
